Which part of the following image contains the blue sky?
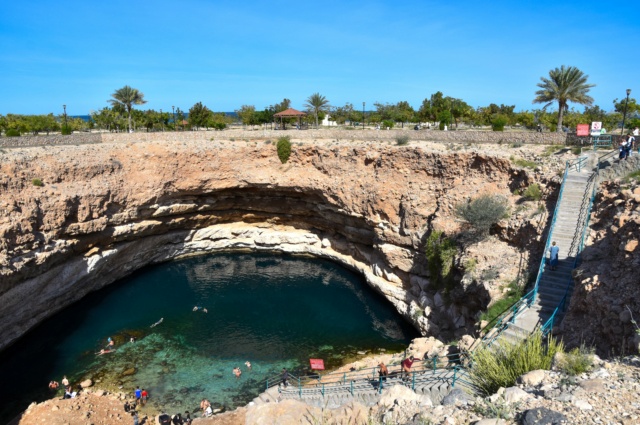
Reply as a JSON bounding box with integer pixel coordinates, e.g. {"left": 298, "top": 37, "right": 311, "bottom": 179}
{"left": 1, "top": 0, "right": 638, "bottom": 115}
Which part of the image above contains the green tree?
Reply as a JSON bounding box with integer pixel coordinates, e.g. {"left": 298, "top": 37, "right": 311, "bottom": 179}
{"left": 394, "top": 101, "right": 415, "bottom": 128}
{"left": 188, "top": 102, "right": 212, "bottom": 130}
{"left": 533, "top": 65, "right": 595, "bottom": 133}
{"left": 108, "top": 85, "right": 147, "bottom": 132}
{"left": 236, "top": 105, "right": 257, "bottom": 127}
{"left": 304, "top": 93, "right": 330, "bottom": 129}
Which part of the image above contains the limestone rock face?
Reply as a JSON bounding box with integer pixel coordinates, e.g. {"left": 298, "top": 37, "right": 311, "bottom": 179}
{"left": 0, "top": 139, "right": 538, "bottom": 351}
{"left": 560, "top": 180, "right": 640, "bottom": 355}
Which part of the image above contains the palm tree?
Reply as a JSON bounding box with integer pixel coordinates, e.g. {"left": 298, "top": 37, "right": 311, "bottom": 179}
{"left": 109, "top": 86, "right": 147, "bottom": 132}
{"left": 533, "top": 66, "right": 595, "bottom": 132}
{"left": 304, "top": 93, "right": 330, "bottom": 129}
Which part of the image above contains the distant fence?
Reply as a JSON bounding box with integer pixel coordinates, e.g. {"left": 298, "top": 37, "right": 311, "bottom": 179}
{"left": 1, "top": 128, "right": 570, "bottom": 148}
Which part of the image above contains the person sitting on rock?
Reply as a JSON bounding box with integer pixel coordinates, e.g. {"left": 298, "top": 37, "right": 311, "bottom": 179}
{"left": 49, "top": 381, "right": 59, "bottom": 390}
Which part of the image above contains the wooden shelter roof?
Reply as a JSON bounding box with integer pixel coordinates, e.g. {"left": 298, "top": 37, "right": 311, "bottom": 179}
{"left": 273, "top": 108, "right": 307, "bottom": 117}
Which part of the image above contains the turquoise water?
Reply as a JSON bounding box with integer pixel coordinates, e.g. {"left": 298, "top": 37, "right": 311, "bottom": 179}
{"left": 0, "top": 253, "right": 418, "bottom": 422}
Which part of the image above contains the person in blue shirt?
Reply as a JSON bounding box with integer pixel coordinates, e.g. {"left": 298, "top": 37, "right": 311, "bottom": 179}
{"left": 134, "top": 386, "right": 142, "bottom": 404}
{"left": 549, "top": 241, "right": 560, "bottom": 271}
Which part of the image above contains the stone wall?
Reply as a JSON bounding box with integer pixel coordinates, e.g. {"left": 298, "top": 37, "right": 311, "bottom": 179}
{"left": 0, "top": 133, "right": 102, "bottom": 148}
{"left": 1, "top": 129, "right": 568, "bottom": 148}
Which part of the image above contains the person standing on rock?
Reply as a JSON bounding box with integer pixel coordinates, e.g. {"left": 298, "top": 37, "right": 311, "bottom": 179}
{"left": 61, "top": 376, "right": 69, "bottom": 388}
{"left": 549, "top": 241, "right": 559, "bottom": 271}
{"left": 378, "top": 362, "right": 389, "bottom": 381}
{"left": 281, "top": 368, "right": 289, "bottom": 388}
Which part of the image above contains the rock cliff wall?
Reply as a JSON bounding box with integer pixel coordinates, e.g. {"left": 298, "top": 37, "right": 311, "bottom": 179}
{"left": 0, "top": 139, "right": 536, "bottom": 351}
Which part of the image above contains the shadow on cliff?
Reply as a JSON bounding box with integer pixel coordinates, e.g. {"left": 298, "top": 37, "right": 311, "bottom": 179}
{"left": 557, "top": 187, "right": 640, "bottom": 357}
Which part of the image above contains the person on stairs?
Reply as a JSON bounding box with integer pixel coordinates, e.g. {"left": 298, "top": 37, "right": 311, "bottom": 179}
{"left": 549, "top": 241, "right": 559, "bottom": 271}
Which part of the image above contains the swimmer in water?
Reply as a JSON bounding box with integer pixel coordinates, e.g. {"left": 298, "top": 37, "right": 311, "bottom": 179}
{"left": 150, "top": 318, "right": 164, "bottom": 328}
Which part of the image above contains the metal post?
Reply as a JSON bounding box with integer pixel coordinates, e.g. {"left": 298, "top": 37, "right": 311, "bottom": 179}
{"left": 266, "top": 379, "right": 268, "bottom": 391}
{"left": 322, "top": 383, "right": 325, "bottom": 397}
{"left": 433, "top": 357, "right": 437, "bottom": 373}
{"left": 362, "top": 102, "right": 365, "bottom": 130}
{"left": 411, "top": 371, "right": 415, "bottom": 390}
{"left": 350, "top": 380, "right": 354, "bottom": 396}
{"left": 298, "top": 377, "right": 301, "bottom": 398}
{"left": 452, "top": 366, "right": 458, "bottom": 388}
{"left": 622, "top": 89, "right": 631, "bottom": 135}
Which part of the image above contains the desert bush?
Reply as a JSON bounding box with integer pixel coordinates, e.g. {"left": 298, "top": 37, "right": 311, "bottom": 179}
{"left": 425, "top": 231, "right": 457, "bottom": 291}
{"left": 382, "top": 120, "right": 394, "bottom": 129}
{"left": 396, "top": 135, "right": 409, "bottom": 146}
{"left": 32, "top": 178, "right": 43, "bottom": 186}
{"left": 470, "top": 331, "right": 564, "bottom": 395}
{"left": 522, "top": 183, "right": 542, "bottom": 201}
{"left": 60, "top": 125, "right": 72, "bottom": 135}
{"left": 491, "top": 114, "right": 509, "bottom": 131}
{"left": 513, "top": 158, "right": 537, "bottom": 168}
{"left": 479, "top": 280, "right": 523, "bottom": 324}
{"left": 276, "top": 136, "right": 292, "bottom": 164}
{"left": 456, "top": 194, "right": 509, "bottom": 236}
{"left": 5, "top": 129, "right": 20, "bottom": 137}
{"left": 556, "top": 344, "right": 594, "bottom": 376}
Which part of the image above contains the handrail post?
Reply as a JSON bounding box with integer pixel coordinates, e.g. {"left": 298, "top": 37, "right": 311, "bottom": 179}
{"left": 322, "top": 383, "right": 325, "bottom": 397}
{"left": 452, "top": 366, "right": 458, "bottom": 388}
{"left": 433, "top": 357, "right": 437, "bottom": 373}
{"left": 343, "top": 373, "right": 346, "bottom": 384}
{"left": 412, "top": 371, "right": 415, "bottom": 391}
{"left": 298, "top": 377, "right": 301, "bottom": 398}
{"left": 350, "top": 380, "right": 354, "bottom": 396}
{"left": 378, "top": 376, "right": 383, "bottom": 394}
{"left": 266, "top": 379, "right": 268, "bottom": 391}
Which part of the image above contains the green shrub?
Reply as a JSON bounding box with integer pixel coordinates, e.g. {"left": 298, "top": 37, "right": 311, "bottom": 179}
{"left": 439, "top": 122, "right": 446, "bottom": 130}
{"left": 571, "top": 146, "right": 582, "bottom": 155}
{"left": 425, "top": 231, "right": 457, "bottom": 291}
{"left": 396, "top": 135, "right": 409, "bottom": 146}
{"left": 556, "top": 345, "right": 594, "bottom": 376}
{"left": 470, "top": 331, "right": 564, "bottom": 395}
{"left": 212, "top": 122, "right": 226, "bottom": 130}
{"left": 513, "top": 158, "right": 537, "bottom": 169}
{"left": 491, "top": 114, "right": 509, "bottom": 131}
{"left": 382, "top": 120, "right": 394, "bottom": 129}
{"left": 522, "top": 183, "right": 542, "bottom": 201}
{"left": 32, "top": 178, "right": 43, "bottom": 187}
{"left": 276, "top": 136, "right": 292, "bottom": 164}
{"left": 455, "top": 195, "right": 509, "bottom": 236}
{"left": 511, "top": 142, "right": 523, "bottom": 148}
{"left": 5, "top": 129, "right": 20, "bottom": 137}
{"left": 479, "top": 280, "right": 523, "bottom": 324}
{"left": 624, "top": 170, "right": 640, "bottom": 183}
{"left": 60, "top": 125, "right": 72, "bottom": 135}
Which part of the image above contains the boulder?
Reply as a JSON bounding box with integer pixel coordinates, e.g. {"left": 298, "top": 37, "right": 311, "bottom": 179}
{"left": 475, "top": 420, "right": 507, "bottom": 425}
{"left": 80, "top": 379, "right": 93, "bottom": 388}
{"left": 504, "top": 386, "right": 531, "bottom": 404}
{"left": 521, "top": 407, "right": 566, "bottom": 425}
{"left": 442, "top": 388, "right": 474, "bottom": 406}
{"left": 518, "top": 369, "right": 546, "bottom": 387}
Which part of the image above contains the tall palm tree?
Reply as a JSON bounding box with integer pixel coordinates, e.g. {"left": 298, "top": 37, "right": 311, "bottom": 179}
{"left": 304, "top": 93, "right": 330, "bottom": 129}
{"left": 109, "top": 86, "right": 147, "bottom": 132}
{"left": 533, "top": 66, "right": 595, "bottom": 132}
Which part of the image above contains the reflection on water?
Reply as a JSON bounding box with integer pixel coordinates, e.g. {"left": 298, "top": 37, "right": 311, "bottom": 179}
{"left": 0, "top": 253, "right": 418, "bottom": 423}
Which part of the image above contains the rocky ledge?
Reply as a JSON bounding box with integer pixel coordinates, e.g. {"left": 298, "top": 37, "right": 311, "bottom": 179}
{"left": 0, "top": 139, "right": 554, "bottom": 351}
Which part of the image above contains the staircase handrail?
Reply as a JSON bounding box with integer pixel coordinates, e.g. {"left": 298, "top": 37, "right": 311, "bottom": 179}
{"left": 542, "top": 152, "right": 606, "bottom": 335}
{"left": 471, "top": 158, "right": 575, "bottom": 349}
{"left": 263, "top": 352, "right": 465, "bottom": 392}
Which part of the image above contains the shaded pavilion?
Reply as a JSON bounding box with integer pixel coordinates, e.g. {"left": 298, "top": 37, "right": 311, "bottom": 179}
{"left": 273, "top": 108, "right": 307, "bottom": 129}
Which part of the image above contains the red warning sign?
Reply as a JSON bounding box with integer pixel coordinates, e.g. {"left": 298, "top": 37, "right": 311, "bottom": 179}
{"left": 309, "top": 359, "right": 325, "bottom": 370}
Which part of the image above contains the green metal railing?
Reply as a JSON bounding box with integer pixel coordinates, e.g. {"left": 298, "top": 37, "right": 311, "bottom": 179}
{"left": 592, "top": 135, "right": 613, "bottom": 150}
{"left": 476, "top": 154, "right": 592, "bottom": 346}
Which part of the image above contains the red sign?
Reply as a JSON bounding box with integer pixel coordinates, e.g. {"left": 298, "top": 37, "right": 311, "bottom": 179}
{"left": 576, "top": 124, "right": 589, "bottom": 137}
{"left": 309, "top": 359, "right": 325, "bottom": 370}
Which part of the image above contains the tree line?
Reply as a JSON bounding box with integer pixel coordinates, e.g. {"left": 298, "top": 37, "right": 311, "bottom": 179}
{"left": 2, "top": 66, "right": 638, "bottom": 135}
